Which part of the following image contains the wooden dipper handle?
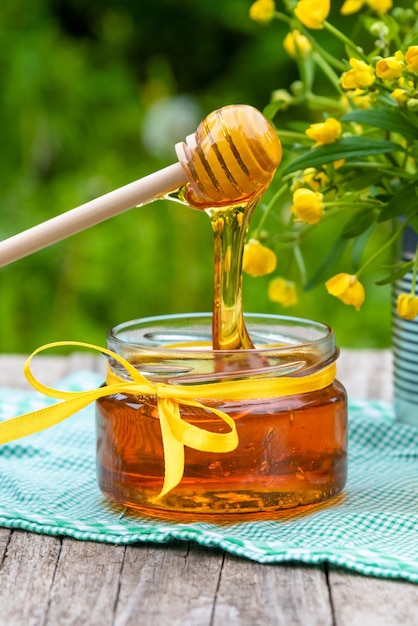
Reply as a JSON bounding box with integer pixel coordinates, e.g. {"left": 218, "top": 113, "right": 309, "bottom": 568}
{"left": 0, "top": 163, "right": 186, "bottom": 267}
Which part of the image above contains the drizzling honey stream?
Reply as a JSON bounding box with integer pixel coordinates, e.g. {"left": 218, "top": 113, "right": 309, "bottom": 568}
{"left": 173, "top": 104, "right": 282, "bottom": 350}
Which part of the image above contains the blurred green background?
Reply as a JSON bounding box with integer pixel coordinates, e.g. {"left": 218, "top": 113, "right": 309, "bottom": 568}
{"left": 0, "top": 0, "right": 394, "bottom": 353}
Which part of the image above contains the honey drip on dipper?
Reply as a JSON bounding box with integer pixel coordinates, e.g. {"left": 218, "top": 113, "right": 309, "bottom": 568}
{"left": 173, "top": 105, "right": 282, "bottom": 350}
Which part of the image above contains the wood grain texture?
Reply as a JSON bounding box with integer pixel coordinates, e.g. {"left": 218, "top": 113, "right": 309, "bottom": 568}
{"left": 213, "top": 558, "right": 334, "bottom": 626}
{"left": 45, "top": 539, "right": 125, "bottom": 626}
{"left": 0, "top": 350, "right": 416, "bottom": 626}
{"left": 328, "top": 568, "right": 418, "bottom": 626}
{"left": 0, "top": 531, "right": 60, "bottom": 626}
{"left": 114, "top": 541, "right": 223, "bottom": 626}
{"left": 0, "top": 528, "right": 10, "bottom": 562}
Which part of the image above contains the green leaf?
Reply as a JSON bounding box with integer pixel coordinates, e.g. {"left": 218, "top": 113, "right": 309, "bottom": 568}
{"left": 340, "top": 170, "right": 384, "bottom": 192}
{"left": 342, "top": 209, "right": 377, "bottom": 238}
{"left": 351, "top": 223, "right": 375, "bottom": 268}
{"left": 376, "top": 260, "right": 415, "bottom": 285}
{"left": 342, "top": 109, "right": 418, "bottom": 139}
{"left": 305, "top": 238, "right": 349, "bottom": 291}
{"left": 263, "top": 100, "right": 288, "bottom": 120}
{"left": 377, "top": 182, "right": 418, "bottom": 222}
{"left": 282, "top": 137, "right": 404, "bottom": 175}
{"left": 411, "top": 215, "right": 418, "bottom": 232}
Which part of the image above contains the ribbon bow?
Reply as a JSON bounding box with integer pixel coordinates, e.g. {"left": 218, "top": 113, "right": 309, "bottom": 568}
{"left": 0, "top": 341, "right": 336, "bottom": 499}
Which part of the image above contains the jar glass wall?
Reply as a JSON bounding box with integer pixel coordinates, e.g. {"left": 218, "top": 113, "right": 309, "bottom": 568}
{"left": 96, "top": 313, "right": 347, "bottom": 519}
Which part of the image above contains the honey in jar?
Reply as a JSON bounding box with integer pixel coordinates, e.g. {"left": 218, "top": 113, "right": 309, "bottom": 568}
{"left": 96, "top": 313, "right": 347, "bottom": 518}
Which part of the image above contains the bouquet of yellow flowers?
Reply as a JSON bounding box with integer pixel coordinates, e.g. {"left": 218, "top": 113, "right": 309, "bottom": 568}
{"left": 246, "top": 0, "right": 418, "bottom": 321}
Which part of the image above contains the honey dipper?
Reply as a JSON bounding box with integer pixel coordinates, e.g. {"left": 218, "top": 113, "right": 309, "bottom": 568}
{"left": 0, "top": 105, "right": 281, "bottom": 267}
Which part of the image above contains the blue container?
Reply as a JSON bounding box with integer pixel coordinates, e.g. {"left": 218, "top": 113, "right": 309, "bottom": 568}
{"left": 392, "top": 226, "right": 418, "bottom": 426}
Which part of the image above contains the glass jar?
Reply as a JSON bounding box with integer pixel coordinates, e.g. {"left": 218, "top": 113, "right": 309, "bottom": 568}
{"left": 96, "top": 313, "right": 347, "bottom": 519}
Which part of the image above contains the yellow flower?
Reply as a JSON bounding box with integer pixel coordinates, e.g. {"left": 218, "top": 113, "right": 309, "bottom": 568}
{"left": 396, "top": 294, "right": 418, "bottom": 320}
{"left": 325, "top": 273, "right": 365, "bottom": 311}
{"left": 341, "top": 0, "right": 363, "bottom": 14}
{"left": 249, "top": 0, "right": 275, "bottom": 24}
{"left": 398, "top": 76, "right": 414, "bottom": 88}
{"left": 405, "top": 46, "right": 418, "bottom": 73}
{"left": 341, "top": 0, "right": 392, "bottom": 14}
{"left": 302, "top": 168, "right": 327, "bottom": 190}
{"left": 242, "top": 239, "right": 277, "bottom": 277}
{"left": 350, "top": 89, "right": 373, "bottom": 109}
{"left": 367, "top": 0, "right": 393, "bottom": 12}
{"left": 294, "top": 0, "right": 330, "bottom": 30}
{"left": 290, "top": 188, "right": 324, "bottom": 224}
{"left": 340, "top": 89, "right": 373, "bottom": 110}
{"left": 391, "top": 88, "right": 408, "bottom": 106}
{"left": 341, "top": 59, "right": 375, "bottom": 90}
{"left": 305, "top": 118, "right": 342, "bottom": 145}
{"left": 268, "top": 277, "right": 298, "bottom": 306}
{"left": 376, "top": 52, "right": 404, "bottom": 80}
{"left": 283, "top": 30, "right": 312, "bottom": 59}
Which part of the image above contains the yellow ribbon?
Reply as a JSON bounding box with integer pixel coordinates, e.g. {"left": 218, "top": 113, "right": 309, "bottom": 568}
{"left": 0, "top": 341, "right": 336, "bottom": 499}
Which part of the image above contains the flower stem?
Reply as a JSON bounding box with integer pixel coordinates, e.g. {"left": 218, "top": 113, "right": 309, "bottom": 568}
{"left": 273, "top": 11, "right": 292, "bottom": 26}
{"left": 293, "top": 244, "right": 307, "bottom": 284}
{"left": 323, "top": 21, "right": 368, "bottom": 63}
{"left": 325, "top": 200, "right": 383, "bottom": 209}
{"left": 311, "top": 52, "right": 345, "bottom": 95}
{"left": 252, "top": 184, "right": 289, "bottom": 239}
{"left": 356, "top": 219, "right": 412, "bottom": 278}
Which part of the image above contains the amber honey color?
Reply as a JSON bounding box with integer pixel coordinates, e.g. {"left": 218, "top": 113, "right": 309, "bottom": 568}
{"left": 96, "top": 378, "right": 347, "bottom": 518}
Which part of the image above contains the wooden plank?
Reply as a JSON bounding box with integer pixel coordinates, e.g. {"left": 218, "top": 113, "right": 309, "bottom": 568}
{"left": 213, "top": 557, "right": 333, "bottom": 626}
{"left": 44, "top": 538, "right": 125, "bottom": 626}
{"left": 113, "top": 541, "right": 223, "bottom": 626}
{"left": 0, "top": 527, "right": 10, "bottom": 561}
{"left": 328, "top": 568, "right": 418, "bottom": 626}
{"left": 0, "top": 530, "right": 61, "bottom": 626}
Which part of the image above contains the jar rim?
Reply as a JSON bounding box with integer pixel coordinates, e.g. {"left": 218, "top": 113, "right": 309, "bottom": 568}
{"left": 107, "top": 312, "right": 335, "bottom": 354}
{"left": 106, "top": 313, "right": 337, "bottom": 382}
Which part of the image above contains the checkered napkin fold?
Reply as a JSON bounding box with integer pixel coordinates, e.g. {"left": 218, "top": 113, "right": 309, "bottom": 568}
{"left": 0, "top": 370, "right": 417, "bottom": 583}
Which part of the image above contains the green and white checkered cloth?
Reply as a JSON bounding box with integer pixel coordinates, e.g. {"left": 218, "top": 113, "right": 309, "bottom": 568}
{"left": 0, "top": 371, "right": 417, "bottom": 583}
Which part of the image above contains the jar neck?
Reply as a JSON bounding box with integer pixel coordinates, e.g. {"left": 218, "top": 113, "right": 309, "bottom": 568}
{"left": 106, "top": 314, "right": 338, "bottom": 385}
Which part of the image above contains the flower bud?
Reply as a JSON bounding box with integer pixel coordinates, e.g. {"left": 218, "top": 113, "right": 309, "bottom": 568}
{"left": 369, "top": 22, "right": 389, "bottom": 38}
{"left": 283, "top": 30, "right": 312, "bottom": 59}
{"left": 397, "top": 294, "right": 418, "bottom": 320}
{"left": 407, "top": 98, "right": 418, "bottom": 112}
{"left": 249, "top": 0, "right": 275, "bottom": 24}
{"left": 291, "top": 188, "right": 324, "bottom": 224}
{"left": 268, "top": 277, "right": 298, "bottom": 306}
{"left": 242, "top": 239, "right": 277, "bottom": 277}
{"left": 295, "top": 0, "right": 330, "bottom": 29}
{"left": 306, "top": 118, "right": 342, "bottom": 145}
{"left": 325, "top": 273, "right": 365, "bottom": 310}
{"left": 405, "top": 46, "right": 418, "bottom": 72}
{"left": 341, "top": 59, "right": 375, "bottom": 90}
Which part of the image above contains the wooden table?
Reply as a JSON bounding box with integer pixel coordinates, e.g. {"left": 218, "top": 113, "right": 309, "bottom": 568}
{"left": 0, "top": 350, "right": 417, "bottom": 626}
